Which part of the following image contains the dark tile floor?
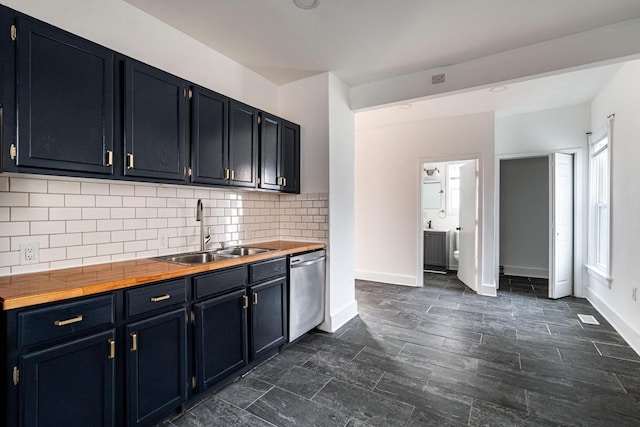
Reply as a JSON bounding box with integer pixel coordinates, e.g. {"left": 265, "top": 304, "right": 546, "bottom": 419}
{"left": 163, "top": 273, "right": 640, "bottom": 426}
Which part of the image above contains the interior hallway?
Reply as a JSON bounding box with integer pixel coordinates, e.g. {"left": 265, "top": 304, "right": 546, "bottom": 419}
{"left": 163, "top": 273, "right": 640, "bottom": 426}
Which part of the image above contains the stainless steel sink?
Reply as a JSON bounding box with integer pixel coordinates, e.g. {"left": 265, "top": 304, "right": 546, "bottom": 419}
{"left": 216, "top": 247, "right": 273, "bottom": 256}
{"left": 154, "top": 251, "right": 237, "bottom": 266}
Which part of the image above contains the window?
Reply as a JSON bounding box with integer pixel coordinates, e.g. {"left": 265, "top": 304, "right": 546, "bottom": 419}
{"left": 588, "top": 131, "right": 610, "bottom": 276}
{"left": 446, "top": 163, "right": 461, "bottom": 215}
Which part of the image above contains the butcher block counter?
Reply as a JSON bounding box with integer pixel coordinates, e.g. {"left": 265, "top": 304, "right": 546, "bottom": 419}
{"left": 0, "top": 240, "right": 325, "bottom": 310}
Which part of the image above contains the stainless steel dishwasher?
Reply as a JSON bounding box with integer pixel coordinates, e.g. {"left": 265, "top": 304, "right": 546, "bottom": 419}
{"left": 289, "top": 249, "right": 326, "bottom": 342}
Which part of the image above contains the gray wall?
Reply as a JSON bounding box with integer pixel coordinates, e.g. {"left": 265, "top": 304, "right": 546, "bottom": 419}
{"left": 499, "top": 157, "right": 549, "bottom": 278}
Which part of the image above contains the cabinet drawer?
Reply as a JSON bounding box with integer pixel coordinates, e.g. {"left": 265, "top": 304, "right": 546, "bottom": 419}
{"left": 250, "top": 258, "right": 286, "bottom": 283}
{"left": 126, "top": 278, "right": 186, "bottom": 318}
{"left": 193, "top": 266, "right": 247, "bottom": 300}
{"left": 19, "top": 295, "right": 114, "bottom": 348}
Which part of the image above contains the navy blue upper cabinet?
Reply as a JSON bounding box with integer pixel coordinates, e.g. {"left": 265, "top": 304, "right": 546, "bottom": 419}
{"left": 228, "top": 100, "right": 258, "bottom": 188}
{"left": 15, "top": 17, "right": 115, "bottom": 174}
{"left": 190, "top": 86, "right": 228, "bottom": 185}
{"left": 259, "top": 113, "right": 300, "bottom": 193}
{"left": 124, "top": 59, "right": 187, "bottom": 181}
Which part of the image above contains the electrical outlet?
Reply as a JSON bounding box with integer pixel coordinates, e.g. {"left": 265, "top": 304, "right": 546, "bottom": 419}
{"left": 633, "top": 287, "right": 637, "bottom": 302}
{"left": 20, "top": 243, "right": 40, "bottom": 265}
{"left": 432, "top": 73, "right": 445, "bottom": 84}
{"left": 158, "top": 231, "right": 169, "bottom": 249}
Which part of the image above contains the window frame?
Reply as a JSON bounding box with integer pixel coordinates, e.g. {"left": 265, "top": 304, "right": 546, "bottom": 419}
{"left": 587, "top": 122, "right": 612, "bottom": 284}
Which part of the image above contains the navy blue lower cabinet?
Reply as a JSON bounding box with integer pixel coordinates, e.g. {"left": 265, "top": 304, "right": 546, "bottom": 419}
{"left": 194, "top": 289, "right": 248, "bottom": 391}
{"left": 20, "top": 329, "right": 116, "bottom": 427}
{"left": 125, "top": 308, "right": 187, "bottom": 426}
{"left": 249, "top": 277, "right": 287, "bottom": 360}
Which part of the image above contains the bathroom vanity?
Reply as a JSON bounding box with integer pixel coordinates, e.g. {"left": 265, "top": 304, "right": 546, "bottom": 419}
{"left": 423, "top": 230, "right": 448, "bottom": 272}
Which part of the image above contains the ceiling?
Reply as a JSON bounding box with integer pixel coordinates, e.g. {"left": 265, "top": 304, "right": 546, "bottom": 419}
{"left": 125, "top": 0, "right": 640, "bottom": 87}
{"left": 355, "top": 62, "right": 624, "bottom": 129}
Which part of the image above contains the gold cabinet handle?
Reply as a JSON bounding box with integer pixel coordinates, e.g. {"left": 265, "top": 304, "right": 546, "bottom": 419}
{"left": 277, "top": 176, "right": 283, "bottom": 186}
{"left": 242, "top": 295, "right": 249, "bottom": 309}
{"left": 127, "top": 153, "right": 134, "bottom": 169}
{"left": 108, "top": 339, "right": 115, "bottom": 359}
{"left": 54, "top": 315, "right": 83, "bottom": 327}
{"left": 106, "top": 150, "right": 113, "bottom": 166}
{"left": 224, "top": 168, "right": 230, "bottom": 180}
{"left": 253, "top": 292, "right": 258, "bottom": 305}
{"left": 230, "top": 169, "right": 235, "bottom": 180}
{"left": 283, "top": 177, "right": 287, "bottom": 187}
{"left": 150, "top": 294, "right": 170, "bottom": 302}
{"left": 130, "top": 332, "right": 137, "bottom": 352}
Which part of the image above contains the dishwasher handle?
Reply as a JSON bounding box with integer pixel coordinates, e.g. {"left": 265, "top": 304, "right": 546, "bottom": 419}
{"left": 290, "top": 256, "right": 325, "bottom": 268}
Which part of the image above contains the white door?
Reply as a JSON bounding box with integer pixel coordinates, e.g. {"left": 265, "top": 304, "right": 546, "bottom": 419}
{"left": 549, "top": 153, "right": 574, "bottom": 299}
{"left": 457, "top": 160, "right": 478, "bottom": 291}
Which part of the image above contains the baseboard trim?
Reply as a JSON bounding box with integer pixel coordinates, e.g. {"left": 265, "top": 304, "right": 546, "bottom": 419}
{"left": 587, "top": 287, "right": 640, "bottom": 356}
{"left": 481, "top": 283, "right": 497, "bottom": 297}
{"left": 317, "top": 300, "right": 358, "bottom": 333}
{"left": 502, "top": 265, "right": 548, "bottom": 279}
{"left": 355, "top": 270, "right": 418, "bottom": 287}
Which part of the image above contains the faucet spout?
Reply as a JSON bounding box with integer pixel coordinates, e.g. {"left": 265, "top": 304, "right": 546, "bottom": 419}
{"left": 196, "top": 199, "right": 209, "bottom": 251}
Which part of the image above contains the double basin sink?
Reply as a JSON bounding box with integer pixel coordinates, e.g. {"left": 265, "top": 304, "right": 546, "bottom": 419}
{"left": 154, "top": 246, "right": 274, "bottom": 266}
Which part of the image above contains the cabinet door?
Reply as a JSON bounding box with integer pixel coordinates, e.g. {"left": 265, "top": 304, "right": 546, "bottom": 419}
{"left": 228, "top": 100, "right": 258, "bottom": 187}
{"left": 258, "top": 113, "right": 281, "bottom": 190}
{"left": 15, "top": 17, "right": 114, "bottom": 174}
{"left": 249, "top": 277, "right": 287, "bottom": 360}
{"left": 124, "top": 59, "right": 186, "bottom": 181}
{"left": 190, "top": 86, "right": 228, "bottom": 185}
{"left": 280, "top": 120, "right": 300, "bottom": 194}
{"left": 194, "top": 289, "right": 248, "bottom": 390}
{"left": 20, "top": 330, "right": 115, "bottom": 427}
{"left": 125, "top": 308, "right": 187, "bottom": 426}
{"left": 424, "top": 232, "right": 447, "bottom": 269}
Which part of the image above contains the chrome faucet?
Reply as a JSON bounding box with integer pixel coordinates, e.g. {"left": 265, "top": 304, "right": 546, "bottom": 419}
{"left": 196, "top": 199, "right": 210, "bottom": 252}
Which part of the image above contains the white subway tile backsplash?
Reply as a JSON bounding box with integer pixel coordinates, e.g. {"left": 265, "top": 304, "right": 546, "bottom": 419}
{"left": 10, "top": 178, "right": 47, "bottom": 193}
{"left": 66, "top": 220, "right": 97, "bottom": 233}
{"left": 65, "top": 194, "right": 95, "bottom": 207}
{"left": 82, "top": 207, "right": 111, "bottom": 219}
{"left": 98, "top": 242, "right": 123, "bottom": 256}
{"left": 96, "top": 195, "right": 122, "bottom": 207}
{"left": 111, "top": 208, "right": 136, "bottom": 219}
{"left": 110, "top": 184, "right": 135, "bottom": 196}
{"left": 11, "top": 207, "right": 48, "bottom": 221}
{"left": 50, "top": 233, "right": 82, "bottom": 248}
{"left": 135, "top": 186, "right": 156, "bottom": 197}
{"left": 81, "top": 182, "right": 110, "bottom": 195}
{"left": 30, "top": 193, "right": 65, "bottom": 207}
{"left": 67, "top": 244, "right": 96, "bottom": 259}
{"left": 48, "top": 180, "right": 80, "bottom": 194}
{"left": 0, "top": 175, "right": 328, "bottom": 275}
{"left": 31, "top": 221, "right": 65, "bottom": 235}
{"left": 11, "top": 235, "right": 49, "bottom": 251}
{"left": 83, "top": 232, "right": 111, "bottom": 245}
{"left": 49, "top": 208, "right": 82, "bottom": 220}
{"left": 97, "top": 219, "right": 124, "bottom": 231}
{"left": 122, "top": 196, "right": 145, "bottom": 208}
{"left": 0, "top": 193, "right": 29, "bottom": 207}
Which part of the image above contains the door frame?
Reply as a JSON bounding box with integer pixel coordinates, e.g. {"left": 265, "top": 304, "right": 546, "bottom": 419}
{"left": 417, "top": 153, "right": 483, "bottom": 289}
{"left": 494, "top": 148, "right": 585, "bottom": 297}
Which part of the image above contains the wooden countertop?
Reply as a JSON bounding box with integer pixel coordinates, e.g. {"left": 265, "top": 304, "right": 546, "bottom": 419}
{"left": 0, "top": 241, "right": 325, "bottom": 310}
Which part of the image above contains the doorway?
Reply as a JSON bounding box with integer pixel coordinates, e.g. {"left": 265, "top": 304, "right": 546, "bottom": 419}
{"left": 419, "top": 157, "right": 479, "bottom": 292}
{"left": 498, "top": 153, "right": 575, "bottom": 299}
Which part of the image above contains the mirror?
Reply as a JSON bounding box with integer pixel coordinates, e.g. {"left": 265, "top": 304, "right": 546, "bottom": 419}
{"left": 423, "top": 182, "right": 442, "bottom": 209}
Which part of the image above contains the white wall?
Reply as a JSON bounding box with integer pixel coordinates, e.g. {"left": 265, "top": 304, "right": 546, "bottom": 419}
{"left": 588, "top": 60, "right": 640, "bottom": 354}
{"left": 355, "top": 112, "right": 495, "bottom": 293}
{"left": 3, "top": 0, "right": 279, "bottom": 112}
{"left": 499, "top": 157, "right": 549, "bottom": 278}
{"left": 278, "top": 73, "right": 330, "bottom": 194}
{"left": 324, "top": 74, "right": 357, "bottom": 331}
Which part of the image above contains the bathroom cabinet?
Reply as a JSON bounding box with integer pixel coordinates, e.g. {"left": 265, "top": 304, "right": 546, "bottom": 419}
{"left": 424, "top": 230, "right": 447, "bottom": 272}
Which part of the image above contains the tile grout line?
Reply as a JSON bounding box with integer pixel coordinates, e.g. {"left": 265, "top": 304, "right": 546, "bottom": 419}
{"left": 612, "top": 373, "right": 628, "bottom": 394}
